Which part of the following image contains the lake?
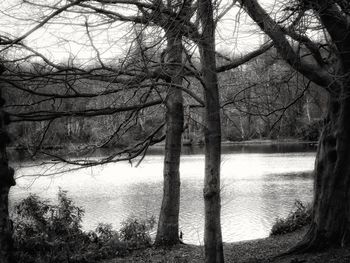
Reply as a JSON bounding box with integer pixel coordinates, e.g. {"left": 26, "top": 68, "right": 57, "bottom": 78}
{"left": 9, "top": 143, "right": 316, "bottom": 245}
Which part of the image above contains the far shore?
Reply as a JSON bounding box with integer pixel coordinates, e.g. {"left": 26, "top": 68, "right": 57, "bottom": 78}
{"left": 7, "top": 138, "right": 318, "bottom": 152}
{"left": 6, "top": 138, "right": 318, "bottom": 163}
{"left": 151, "top": 138, "right": 318, "bottom": 148}
{"left": 221, "top": 138, "right": 318, "bottom": 146}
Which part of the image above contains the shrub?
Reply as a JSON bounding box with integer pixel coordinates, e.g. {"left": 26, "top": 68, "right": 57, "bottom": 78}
{"left": 89, "top": 223, "right": 128, "bottom": 258}
{"left": 12, "top": 189, "right": 155, "bottom": 263}
{"left": 13, "top": 189, "right": 87, "bottom": 263}
{"left": 95, "top": 223, "right": 118, "bottom": 242}
{"left": 270, "top": 200, "right": 312, "bottom": 236}
{"left": 119, "top": 216, "right": 156, "bottom": 249}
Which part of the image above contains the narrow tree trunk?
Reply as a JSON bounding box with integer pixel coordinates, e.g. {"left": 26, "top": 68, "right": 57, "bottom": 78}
{"left": 246, "top": 89, "right": 252, "bottom": 138}
{"left": 305, "top": 96, "right": 312, "bottom": 124}
{"left": 238, "top": 113, "right": 245, "bottom": 140}
{"left": 155, "top": 31, "right": 184, "bottom": 246}
{"left": 198, "top": 0, "right": 224, "bottom": 261}
{"left": 0, "top": 87, "right": 16, "bottom": 263}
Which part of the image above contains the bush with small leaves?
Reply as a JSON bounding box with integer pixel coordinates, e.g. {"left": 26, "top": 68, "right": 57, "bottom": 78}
{"left": 91, "top": 223, "right": 128, "bottom": 257}
{"left": 12, "top": 189, "right": 88, "bottom": 263}
{"left": 270, "top": 200, "right": 312, "bottom": 236}
{"left": 12, "top": 189, "right": 154, "bottom": 262}
{"left": 119, "top": 216, "right": 156, "bottom": 249}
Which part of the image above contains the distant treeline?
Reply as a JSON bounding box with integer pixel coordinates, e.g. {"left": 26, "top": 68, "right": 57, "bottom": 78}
{"left": 3, "top": 49, "right": 326, "bottom": 153}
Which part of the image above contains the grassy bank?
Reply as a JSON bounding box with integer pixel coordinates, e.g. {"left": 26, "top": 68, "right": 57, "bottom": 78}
{"left": 102, "top": 228, "right": 350, "bottom": 263}
{"left": 101, "top": 229, "right": 305, "bottom": 262}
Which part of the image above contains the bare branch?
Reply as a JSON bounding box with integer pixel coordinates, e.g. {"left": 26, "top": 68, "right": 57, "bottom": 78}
{"left": 0, "top": 0, "right": 85, "bottom": 52}
{"left": 9, "top": 99, "right": 163, "bottom": 122}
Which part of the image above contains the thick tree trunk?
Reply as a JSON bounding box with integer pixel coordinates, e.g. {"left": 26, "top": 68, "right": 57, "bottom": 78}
{"left": 155, "top": 31, "right": 184, "bottom": 246}
{"left": 0, "top": 88, "right": 16, "bottom": 263}
{"left": 293, "top": 81, "right": 350, "bottom": 251}
{"left": 198, "top": 0, "right": 224, "bottom": 261}
{"left": 292, "top": 3, "right": 350, "bottom": 251}
{"left": 239, "top": 0, "right": 350, "bottom": 252}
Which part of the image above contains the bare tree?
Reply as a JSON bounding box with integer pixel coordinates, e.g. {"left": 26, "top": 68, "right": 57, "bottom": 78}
{"left": 239, "top": 0, "right": 350, "bottom": 252}
{"left": 198, "top": 0, "right": 224, "bottom": 261}
{"left": 2, "top": 2, "right": 277, "bottom": 261}
{"left": 0, "top": 1, "right": 90, "bottom": 261}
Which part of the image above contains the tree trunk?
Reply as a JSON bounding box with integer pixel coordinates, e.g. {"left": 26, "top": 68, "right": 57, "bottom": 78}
{"left": 0, "top": 88, "right": 16, "bottom": 263}
{"left": 291, "top": 3, "right": 350, "bottom": 251}
{"left": 198, "top": 0, "right": 224, "bottom": 261}
{"left": 240, "top": 0, "right": 350, "bottom": 253}
{"left": 292, "top": 79, "right": 350, "bottom": 251}
{"left": 306, "top": 95, "right": 312, "bottom": 124}
{"left": 155, "top": 31, "right": 184, "bottom": 246}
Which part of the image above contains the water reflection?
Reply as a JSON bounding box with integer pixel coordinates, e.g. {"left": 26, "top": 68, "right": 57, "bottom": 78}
{"left": 9, "top": 146, "right": 315, "bottom": 245}
{"left": 142, "top": 142, "right": 316, "bottom": 156}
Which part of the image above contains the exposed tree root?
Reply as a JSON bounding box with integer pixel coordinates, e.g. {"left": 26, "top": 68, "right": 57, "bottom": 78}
{"left": 276, "top": 225, "right": 350, "bottom": 260}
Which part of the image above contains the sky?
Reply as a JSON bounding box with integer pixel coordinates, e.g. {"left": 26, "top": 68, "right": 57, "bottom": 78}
{"left": 0, "top": 0, "right": 272, "bottom": 65}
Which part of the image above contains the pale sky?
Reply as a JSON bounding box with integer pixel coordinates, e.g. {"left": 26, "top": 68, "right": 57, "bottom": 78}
{"left": 0, "top": 0, "right": 275, "bottom": 65}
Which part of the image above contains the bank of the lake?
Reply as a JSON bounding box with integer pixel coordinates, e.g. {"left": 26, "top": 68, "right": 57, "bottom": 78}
{"left": 222, "top": 139, "right": 317, "bottom": 146}
{"left": 8, "top": 139, "right": 317, "bottom": 160}
{"left": 103, "top": 228, "right": 350, "bottom": 263}
{"left": 10, "top": 146, "right": 315, "bottom": 244}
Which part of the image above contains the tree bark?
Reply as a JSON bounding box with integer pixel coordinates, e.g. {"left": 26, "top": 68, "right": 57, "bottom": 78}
{"left": 300, "top": 5, "right": 350, "bottom": 250}
{"left": 286, "top": 2, "right": 350, "bottom": 252}
{"left": 198, "top": 0, "right": 224, "bottom": 261}
{"left": 155, "top": 30, "right": 184, "bottom": 246}
{"left": 240, "top": 0, "right": 350, "bottom": 252}
{"left": 292, "top": 80, "right": 350, "bottom": 251}
{"left": 0, "top": 87, "right": 16, "bottom": 263}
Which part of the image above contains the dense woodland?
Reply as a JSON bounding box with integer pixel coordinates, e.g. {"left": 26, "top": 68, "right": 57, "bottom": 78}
{"left": 0, "top": 0, "right": 350, "bottom": 263}
{"left": 4, "top": 50, "right": 326, "bottom": 152}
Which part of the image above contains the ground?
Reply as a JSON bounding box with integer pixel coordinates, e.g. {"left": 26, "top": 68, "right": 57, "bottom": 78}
{"left": 102, "top": 228, "right": 350, "bottom": 263}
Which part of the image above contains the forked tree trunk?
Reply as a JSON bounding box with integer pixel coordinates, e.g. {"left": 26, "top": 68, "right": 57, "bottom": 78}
{"left": 155, "top": 31, "right": 184, "bottom": 246}
{"left": 198, "top": 0, "right": 224, "bottom": 261}
{"left": 0, "top": 88, "right": 16, "bottom": 263}
{"left": 294, "top": 82, "right": 350, "bottom": 251}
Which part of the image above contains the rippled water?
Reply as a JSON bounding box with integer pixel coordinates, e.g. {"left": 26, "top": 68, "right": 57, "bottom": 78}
{"left": 9, "top": 145, "right": 315, "bottom": 244}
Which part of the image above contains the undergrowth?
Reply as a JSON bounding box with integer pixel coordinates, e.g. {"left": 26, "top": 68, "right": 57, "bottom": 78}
{"left": 11, "top": 189, "right": 155, "bottom": 263}
{"left": 270, "top": 200, "right": 312, "bottom": 236}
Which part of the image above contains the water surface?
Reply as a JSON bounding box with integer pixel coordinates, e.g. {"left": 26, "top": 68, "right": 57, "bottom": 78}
{"left": 9, "top": 144, "right": 315, "bottom": 244}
